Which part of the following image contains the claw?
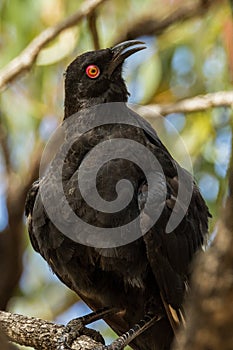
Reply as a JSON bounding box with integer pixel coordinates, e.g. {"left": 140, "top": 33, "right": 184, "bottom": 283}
{"left": 61, "top": 308, "right": 118, "bottom": 348}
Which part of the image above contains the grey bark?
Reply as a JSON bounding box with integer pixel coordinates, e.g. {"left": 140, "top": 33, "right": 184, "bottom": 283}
{"left": 0, "top": 311, "right": 101, "bottom": 350}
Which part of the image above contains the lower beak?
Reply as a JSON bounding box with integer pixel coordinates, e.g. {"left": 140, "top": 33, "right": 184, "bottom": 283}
{"left": 108, "top": 40, "right": 146, "bottom": 76}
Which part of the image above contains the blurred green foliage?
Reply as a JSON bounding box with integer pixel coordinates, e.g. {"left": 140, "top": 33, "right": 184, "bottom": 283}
{"left": 0, "top": 0, "right": 232, "bottom": 348}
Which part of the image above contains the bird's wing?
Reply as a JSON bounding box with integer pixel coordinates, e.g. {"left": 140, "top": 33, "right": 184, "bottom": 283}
{"left": 139, "top": 164, "right": 209, "bottom": 333}
{"left": 131, "top": 108, "right": 210, "bottom": 328}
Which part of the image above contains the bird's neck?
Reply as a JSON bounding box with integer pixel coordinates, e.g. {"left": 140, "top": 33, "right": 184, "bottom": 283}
{"left": 64, "top": 95, "right": 106, "bottom": 120}
{"left": 63, "top": 82, "right": 129, "bottom": 120}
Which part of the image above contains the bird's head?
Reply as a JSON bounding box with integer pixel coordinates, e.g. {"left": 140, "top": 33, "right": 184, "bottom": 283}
{"left": 64, "top": 40, "right": 146, "bottom": 119}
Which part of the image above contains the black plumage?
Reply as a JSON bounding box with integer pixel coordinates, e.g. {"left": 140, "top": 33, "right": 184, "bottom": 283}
{"left": 25, "top": 41, "right": 210, "bottom": 350}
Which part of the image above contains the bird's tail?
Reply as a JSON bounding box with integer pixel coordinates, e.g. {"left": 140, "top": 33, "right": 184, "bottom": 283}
{"left": 160, "top": 292, "right": 186, "bottom": 336}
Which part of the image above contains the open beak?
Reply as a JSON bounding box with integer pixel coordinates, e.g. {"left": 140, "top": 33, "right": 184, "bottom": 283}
{"left": 108, "top": 40, "right": 146, "bottom": 77}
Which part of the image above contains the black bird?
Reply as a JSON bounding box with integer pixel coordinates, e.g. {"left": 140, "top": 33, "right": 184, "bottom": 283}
{"left": 25, "top": 41, "right": 210, "bottom": 350}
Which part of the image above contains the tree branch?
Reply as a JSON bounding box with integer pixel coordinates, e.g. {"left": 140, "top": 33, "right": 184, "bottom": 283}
{"left": 137, "top": 90, "right": 233, "bottom": 117}
{"left": 0, "top": 0, "right": 107, "bottom": 91}
{"left": 114, "top": 0, "right": 220, "bottom": 44}
{"left": 0, "top": 311, "right": 101, "bottom": 350}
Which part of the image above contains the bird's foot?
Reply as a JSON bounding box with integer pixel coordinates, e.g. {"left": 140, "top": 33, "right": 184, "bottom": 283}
{"left": 92, "top": 313, "right": 163, "bottom": 350}
{"left": 61, "top": 307, "right": 119, "bottom": 349}
{"left": 64, "top": 317, "right": 105, "bottom": 348}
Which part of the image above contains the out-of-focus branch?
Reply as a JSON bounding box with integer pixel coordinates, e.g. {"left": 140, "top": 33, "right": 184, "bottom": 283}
{"left": 174, "top": 132, "right": 233, "bottom": 349}
{"left": 0, "top": 145, "right": 42, "bottom": 310}
{"left": 0, "top": 311, "right": 101, "bottom": 350}
{"left": 137, "top": 90, "right": 233, "bottom": 117}
{"left": 0, "top": 0, "right": 107, "bottom": 91}
{"left": 88, "top": 11, "right": 100, "bottom": 50}
{"left": 114, "top": 0, "right": 220, "bottom": 44}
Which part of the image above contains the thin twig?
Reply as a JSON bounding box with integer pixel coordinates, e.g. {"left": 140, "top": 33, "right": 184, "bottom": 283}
{"left": 0, "top": 0, "right": 107, "bottom": 91}
{"left": 114, "top": 0, "right": 220, "bottom": 44}
{"left": 88, "top": 11, "right": 100, "bottom": 50}
{"left": 0, "top": 311, "right": 101, "bottom": 350}
{"left": 136, "top": 90, "right": 233, "bottom": 117}
{"left": 0, "top": 110, "right": 11, "bottom": 174}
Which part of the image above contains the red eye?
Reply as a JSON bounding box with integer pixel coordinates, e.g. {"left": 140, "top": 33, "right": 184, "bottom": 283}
{"left": 86, "top": 65, "right": 100, "bottom": 79}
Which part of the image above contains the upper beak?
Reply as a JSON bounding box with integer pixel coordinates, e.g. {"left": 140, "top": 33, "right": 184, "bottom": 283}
{"left": 108, "top": 40, "right": 146, "bottom": 77}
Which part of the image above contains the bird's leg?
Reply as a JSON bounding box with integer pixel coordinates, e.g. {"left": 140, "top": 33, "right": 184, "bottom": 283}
{"left": 63, "top": 307, "right": 120, "bottom": 348}
{"left": 93, "top": 313, "right": 163, "bottom": 350}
